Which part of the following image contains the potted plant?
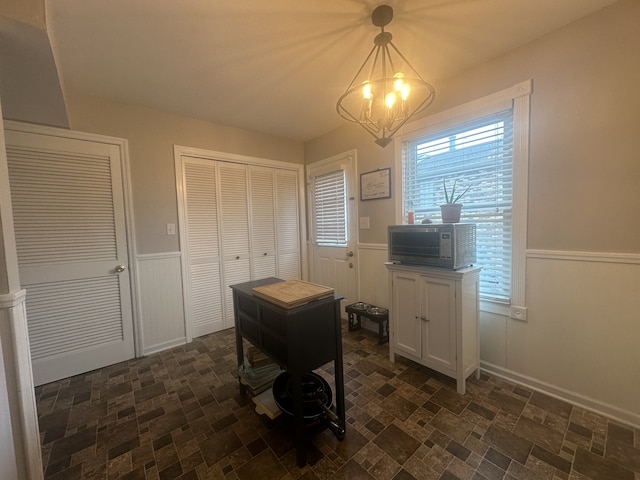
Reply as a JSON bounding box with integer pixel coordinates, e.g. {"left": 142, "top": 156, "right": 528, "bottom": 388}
{"left": 441, "top": 179, "right": 470, "bottom": 223}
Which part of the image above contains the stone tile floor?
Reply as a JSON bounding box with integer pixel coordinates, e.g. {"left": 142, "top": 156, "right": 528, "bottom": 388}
{"left": 36, "top": 324, "right": 640, "bottom": 480}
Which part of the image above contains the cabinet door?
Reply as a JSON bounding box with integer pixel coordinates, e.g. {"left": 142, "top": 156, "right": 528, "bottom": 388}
{"left": 249, "top": 166, "right": 277, "bottom": 279}
{"left": 421, "top": 276, "right": 456, "bottom": 372}
{"left": 391, "top": 271, "right": 422, "bottom": 358}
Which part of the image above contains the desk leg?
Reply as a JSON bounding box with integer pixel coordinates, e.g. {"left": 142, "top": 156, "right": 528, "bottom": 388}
{"left": 290, "top": 370, "right": 307, "bottom": 467}
{"left": 333, "top": 302, "right": 346, "bottom": 439}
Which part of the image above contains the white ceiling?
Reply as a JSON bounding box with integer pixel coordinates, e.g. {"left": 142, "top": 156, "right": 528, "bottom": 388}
{"left": 46, "top": 0, "right": 618, "bottom": 142}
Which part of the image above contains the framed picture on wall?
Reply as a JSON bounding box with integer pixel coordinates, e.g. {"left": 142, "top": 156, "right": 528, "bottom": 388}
{"left": 360, "top": 168, "right": 391, "bottom": 201}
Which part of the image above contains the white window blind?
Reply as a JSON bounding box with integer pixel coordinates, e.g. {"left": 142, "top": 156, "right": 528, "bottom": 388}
{"left": 402, "top": 109, "right": 514, "bottom": 302}
{"left": 313, "top": 169, "right": 347, "bottom": 246}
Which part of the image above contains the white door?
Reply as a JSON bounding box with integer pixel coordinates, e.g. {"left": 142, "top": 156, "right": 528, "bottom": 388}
{"left": 180, "top": 157, "right": 224, "bottom": 337}
{"left": 274, "top": 169, "right": 302, "bottom": 280}
{"left": 248, "top": 166, "right": 277, "bottom": 279}
{"left": 307, "top": 151, "right": 357, "bottom": 309}
{"left": 219, "top": 162, "right": 251, "bottom": 329}
{"left": 5, "top": 125, "right": 135, "bottom": 386}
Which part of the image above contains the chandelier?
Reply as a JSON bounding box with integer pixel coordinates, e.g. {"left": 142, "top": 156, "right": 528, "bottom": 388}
{"left": 336, "top": 5, "right": 435, "bottom": 147}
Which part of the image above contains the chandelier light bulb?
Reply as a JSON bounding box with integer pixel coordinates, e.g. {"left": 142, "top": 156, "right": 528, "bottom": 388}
{"left": 362, "top": 81, "right": 373, "bottom": 99}
{"left": 385, "top": 91, "right": 396, "bottom": 109}
{"left": 401, "top": 83, "right": 410, "bottom": 101}
{"left": 393, "top": 72, "right": 405, "bottom": 92}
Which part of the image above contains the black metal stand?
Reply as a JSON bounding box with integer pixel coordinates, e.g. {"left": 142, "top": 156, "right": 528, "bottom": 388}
{"left": 346, "top": 302, "right": 389, "bottom": 345}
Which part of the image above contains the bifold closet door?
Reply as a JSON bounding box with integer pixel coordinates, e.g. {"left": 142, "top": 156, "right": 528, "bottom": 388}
{"left": 180, "top": 154, "right": 302, "bottom": 338}
{"left": 249, "top": 166, "right": 277, "bottom": 279}
{"left": 182, "top": 158, "right": 224, "bottom": 337}
{"left": 219, "top": 162, "right": 252, "bottom": 329}
{"left": 275, "top": 169, "right": 301, "bottom": 280}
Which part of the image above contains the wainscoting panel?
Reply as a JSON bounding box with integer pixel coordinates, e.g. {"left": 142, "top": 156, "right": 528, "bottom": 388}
{"left": 0, "top": 289, "right": 42, "bottom": 479}
{"left": 481, "top": 250, "right": 640, "bottom": 427}
{"left": 136, "top": 253, "right": 186, "bottom": 355}
{"left": 356, "top": 244, "right": 390, "bottom": 309}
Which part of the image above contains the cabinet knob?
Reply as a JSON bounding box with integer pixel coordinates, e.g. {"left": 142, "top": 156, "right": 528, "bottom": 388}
{"left": 236, "top": 256, "right": 240, "bottom": 260}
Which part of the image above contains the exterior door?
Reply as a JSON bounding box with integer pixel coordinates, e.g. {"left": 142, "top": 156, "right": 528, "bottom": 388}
{"left": 307, "top": 151, "right": 357, "bottom": 309}
{"left": 5, "top": 124, "right": 135, "bottom": 386}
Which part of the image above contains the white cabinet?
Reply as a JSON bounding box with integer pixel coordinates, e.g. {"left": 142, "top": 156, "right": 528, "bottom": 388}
{"left": 387, "top": 264, "right": 481, "bottom": 394}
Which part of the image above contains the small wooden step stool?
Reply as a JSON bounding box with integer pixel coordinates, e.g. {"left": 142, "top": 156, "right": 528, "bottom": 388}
{"left": 345, "top": 302, "right": 389, "bottom": 345}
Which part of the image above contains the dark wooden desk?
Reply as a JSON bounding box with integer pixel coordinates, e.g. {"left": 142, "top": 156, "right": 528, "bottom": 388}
{"left": 230, "top": 277, "right": 345, "bottom": 466}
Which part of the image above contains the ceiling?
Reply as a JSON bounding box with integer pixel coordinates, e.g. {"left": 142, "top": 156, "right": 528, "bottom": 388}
{"left": 45, "top": 0, "right": 618, "bottom": 142}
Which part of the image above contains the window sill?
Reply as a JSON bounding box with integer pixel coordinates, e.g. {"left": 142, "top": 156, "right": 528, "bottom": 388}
{"left": 480, "top": 298, "right": 510, "bottom": 317}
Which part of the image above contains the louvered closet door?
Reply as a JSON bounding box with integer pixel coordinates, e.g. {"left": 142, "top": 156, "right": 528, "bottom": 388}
{"left": 182, "top": 158, "right": 224, "bottom": 337}
{"left": 249, "top": 166, "right": 277, "bottom": 279}
{"left": 275, "top": 169, "right": 301, "bottom": 280}
{"left": 219, "top": 162, "right": 251, "bottom": 329}
{"left": 5, "top": 129, "right": 134, "bottom": 386}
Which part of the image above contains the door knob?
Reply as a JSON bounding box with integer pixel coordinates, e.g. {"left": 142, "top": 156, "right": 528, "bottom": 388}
{"left": 115, "top": 265, "right": 126, "bottom": 273}
{"left": 346, "top": 251, "right": 354, "bottom": 257}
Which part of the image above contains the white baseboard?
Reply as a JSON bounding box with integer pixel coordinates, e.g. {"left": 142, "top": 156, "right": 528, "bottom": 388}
{"left": 481, "top": 361, "right": 640, "bottom": 429}
{"left": 142, "top": 337, "right": 187, "bottom": 357}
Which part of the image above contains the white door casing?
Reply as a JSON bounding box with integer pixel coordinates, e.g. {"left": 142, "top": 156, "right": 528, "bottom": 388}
{"left": 4, "top": 122, "right": 136, "bottom": 386}
{"left": 307, "top": 150, "right": 358, "bottom": 309}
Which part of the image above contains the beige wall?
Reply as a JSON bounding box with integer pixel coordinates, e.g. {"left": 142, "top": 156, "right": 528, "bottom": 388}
{"left": 307, "top": 0, "right": 640, "bottom": 254}
{"left": 0, "top": 0, "right": 44, "bottom": 28}
{"left": 305, "top": 0, "right": 640, "bottom": 425}
{"left": 66, "top": 93, "right": 304, "bottom": 254}
{"left": 437, "top": 0, "right": 640, "bottom": 253}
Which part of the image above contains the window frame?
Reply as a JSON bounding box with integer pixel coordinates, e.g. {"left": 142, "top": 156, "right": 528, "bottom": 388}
{"left": 394, "top": 80, "right": 531, "bottom": 317}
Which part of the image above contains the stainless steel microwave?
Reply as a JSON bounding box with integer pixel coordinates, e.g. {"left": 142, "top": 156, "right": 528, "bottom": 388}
{"left": 387, "top": 223, "right": 476, "bottom": 270}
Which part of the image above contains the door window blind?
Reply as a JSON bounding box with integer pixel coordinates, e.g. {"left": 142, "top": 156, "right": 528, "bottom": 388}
{"left": 313, "top": 169, "right": 347, "bottom": 246}
{"left": 402, "top": 109, "right": 514, "bottom": 302}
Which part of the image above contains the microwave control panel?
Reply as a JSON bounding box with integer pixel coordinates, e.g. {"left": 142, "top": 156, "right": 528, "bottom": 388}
{"left": 440, "top": 233, "right": 452, "bottom": 259}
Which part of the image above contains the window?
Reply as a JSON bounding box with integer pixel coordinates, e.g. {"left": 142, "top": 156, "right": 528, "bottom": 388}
{"left": 397, "top": 80, "right": 531, "bottom": 312}
{"left": 313, "top": 169, "right": 347, "bottom": 246}
{"left": 403, "top": 110, "right": 513, "bottom": 301}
